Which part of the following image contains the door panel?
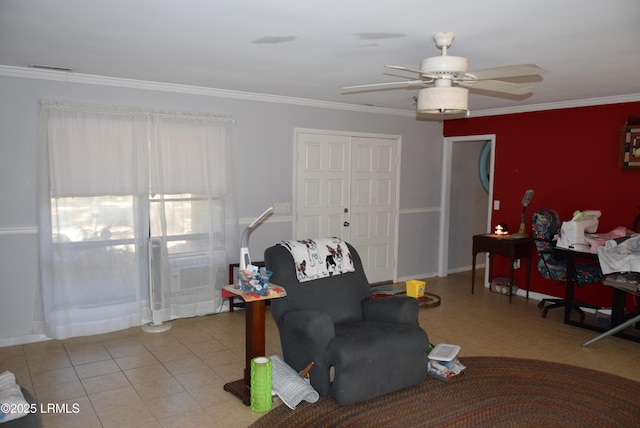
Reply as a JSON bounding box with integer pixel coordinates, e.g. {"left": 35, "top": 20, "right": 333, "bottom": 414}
{"left": 373, "top": 244, "right": 389, "bottom": 269}
{"left": 303, "top": 180, "right": 321, "bottom": 206}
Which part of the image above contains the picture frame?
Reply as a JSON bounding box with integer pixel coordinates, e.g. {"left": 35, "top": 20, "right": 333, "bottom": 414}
{"left": 619, "top": 125, "right": 640, "bottom": 170}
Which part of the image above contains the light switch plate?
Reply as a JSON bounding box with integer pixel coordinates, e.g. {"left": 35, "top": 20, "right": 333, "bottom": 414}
{"left": 273, "top": 202, "right": 290, "bottom": 213}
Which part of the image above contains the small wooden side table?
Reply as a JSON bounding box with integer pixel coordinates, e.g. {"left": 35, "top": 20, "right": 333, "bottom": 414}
{"left": 471, "top": 234, "right": 532, "bottom": 303}
{"left": 222, "top": 284, "right": 286, "bottom": 406}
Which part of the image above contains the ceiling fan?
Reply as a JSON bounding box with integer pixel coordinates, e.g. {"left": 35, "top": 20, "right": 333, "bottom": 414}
{"left": 342, "top": 32, "right": 545, "bottom": 115}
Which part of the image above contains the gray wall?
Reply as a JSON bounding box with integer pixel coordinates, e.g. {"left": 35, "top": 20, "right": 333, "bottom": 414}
{"left": 0, "top": 73, "right": 444, "bottom": 344}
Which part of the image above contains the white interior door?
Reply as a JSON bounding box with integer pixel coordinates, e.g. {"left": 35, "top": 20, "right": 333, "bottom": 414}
{"left": 348, "top": 136, "right": 398, "bottom": 283}
{"left": 295, "top": 129, "right": 399, "bottom": 283}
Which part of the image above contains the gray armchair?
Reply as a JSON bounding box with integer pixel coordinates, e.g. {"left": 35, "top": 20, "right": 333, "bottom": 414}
{"left": 264, "top": 241, "right": 429, "bottom": 405}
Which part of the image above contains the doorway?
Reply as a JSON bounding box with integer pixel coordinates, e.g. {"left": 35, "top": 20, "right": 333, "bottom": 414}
{"left": 439, "top": 135, "right": 495, "bottom": 277}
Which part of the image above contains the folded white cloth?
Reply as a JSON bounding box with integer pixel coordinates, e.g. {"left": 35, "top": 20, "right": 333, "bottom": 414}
{"left": 278, "top": 238, "right": 355, "bottom": 282}
{"left": 0, "top": 371, "right": 30, "bottom": 423}
{"left": 270, "top": 355, "right": 319, "bottom": 409}
{"left": 597, "top": 234, "right": 640, "bottom": 274}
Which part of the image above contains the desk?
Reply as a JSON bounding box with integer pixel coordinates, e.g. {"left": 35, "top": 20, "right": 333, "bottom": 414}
{"left": 222, "top": 284, "right": 286, "bottom": 405}
{"left": 554, "top": 247, "right": 640, "bottom": 344}
{"left": 471, "top": 234, "right": 532, "bottom": 303}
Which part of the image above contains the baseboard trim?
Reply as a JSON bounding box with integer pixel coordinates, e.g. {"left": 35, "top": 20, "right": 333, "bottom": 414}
{"left": 0, "top": 334, "right": 50, "bottom": 347}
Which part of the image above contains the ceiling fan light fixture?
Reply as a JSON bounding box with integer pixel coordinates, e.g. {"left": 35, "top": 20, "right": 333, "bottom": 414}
{"left": 417, "top": 87, "right": 468, "bottom": 114}
{"left": 420, "top": 56, "right": 468, "bottom": 78}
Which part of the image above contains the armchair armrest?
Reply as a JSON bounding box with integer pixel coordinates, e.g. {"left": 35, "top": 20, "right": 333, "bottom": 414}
{"left": 362, "top": 296, "right": 419, "bottom": 324}
{"left": 280, "top": 310, "right": 335, "bottom": 395}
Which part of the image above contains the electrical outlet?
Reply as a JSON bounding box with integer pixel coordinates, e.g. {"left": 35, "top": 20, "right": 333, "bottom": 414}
{"left": 273, "top": 202, "right": 290, "bottom": 214}
{"left": 513, "top": 259, "right": 520, "bottom": 269}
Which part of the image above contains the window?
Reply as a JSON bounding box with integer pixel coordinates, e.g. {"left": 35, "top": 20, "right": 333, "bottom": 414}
{"left": 38, "top": 102, "right": 238, "bottom": 339}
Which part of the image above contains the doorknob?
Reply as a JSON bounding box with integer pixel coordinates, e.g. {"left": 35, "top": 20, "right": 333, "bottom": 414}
{"left": 343, "top": 221, "right": 350, "bottom": 227}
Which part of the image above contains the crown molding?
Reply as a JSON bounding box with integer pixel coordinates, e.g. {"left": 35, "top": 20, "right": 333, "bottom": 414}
{"left": 0, "top": 65, "right": 414, "bottom": 117}
{"left": 2, "top": 65, "right": 639, "bottom": 119}
{"left": 467, "top": 93, "right": 640, "bottom": 118}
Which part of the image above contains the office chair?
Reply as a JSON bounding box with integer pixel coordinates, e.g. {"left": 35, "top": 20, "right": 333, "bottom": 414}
{"left": 532, "top": 209, "right": 604, "bottom": 320}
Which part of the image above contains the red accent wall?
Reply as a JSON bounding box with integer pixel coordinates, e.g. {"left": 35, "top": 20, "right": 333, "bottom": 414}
{"left": 444, "top": 102, "right": 640, "bottom": 306}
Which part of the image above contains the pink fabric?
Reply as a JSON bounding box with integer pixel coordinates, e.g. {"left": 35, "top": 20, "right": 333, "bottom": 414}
{"left": 583, "top": 226, "right": 628, "bottom": 250}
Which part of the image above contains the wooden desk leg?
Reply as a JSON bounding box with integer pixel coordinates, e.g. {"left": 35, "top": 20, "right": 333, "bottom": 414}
{"left": 508, "top": 258, "right": 515, "bottom": 304}
{"left": 525, "top": 257, "right": 531, "bottom": 299}
{"left": 471, "top": 251, "right": 477, "bottom": 294}
{"left": 488, "top": 253, "right": 494, "bottom": 285}
{"left": 223, "top": 300, "right": 266, "bottom": 406}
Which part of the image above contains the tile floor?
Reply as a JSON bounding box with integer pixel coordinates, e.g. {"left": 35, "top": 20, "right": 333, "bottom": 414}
{"left": 2, "top": 269, "right": 640, "bottom": 427}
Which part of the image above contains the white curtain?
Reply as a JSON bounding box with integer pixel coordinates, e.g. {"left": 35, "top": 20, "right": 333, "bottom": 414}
{"left": 37, "top": 102, "right": 238, "bottom": 339}
{"left": 146, "top": 114, "right": 237, "bottom": 322}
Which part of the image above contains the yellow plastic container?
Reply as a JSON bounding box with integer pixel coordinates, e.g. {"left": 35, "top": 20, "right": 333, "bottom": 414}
{"left": 405, "top": 279, "right": 426, "bottom": 298}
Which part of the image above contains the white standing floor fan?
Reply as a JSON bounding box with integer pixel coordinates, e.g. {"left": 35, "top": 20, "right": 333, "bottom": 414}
{"left": 143, "top": 236, "right": 172, "bottom": 333}
{"left": 143, "top": 207, "right": 274, "bottom": 332}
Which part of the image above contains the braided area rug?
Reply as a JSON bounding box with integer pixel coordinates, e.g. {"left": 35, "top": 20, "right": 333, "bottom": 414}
{"left": 250, "top": 356, "right": 640, "bottom": 427}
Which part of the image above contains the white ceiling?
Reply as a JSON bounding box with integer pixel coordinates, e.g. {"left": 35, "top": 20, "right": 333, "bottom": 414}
{"left": 2, "top": 0, "right": 640, "bottom": 115}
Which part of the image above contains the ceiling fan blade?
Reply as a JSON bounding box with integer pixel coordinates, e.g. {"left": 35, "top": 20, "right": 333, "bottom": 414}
{"left": 466, "top": 64, "right": 545, "bottom": 80}
{"left": 460, "top": 79, "right": 533, "bottom": 95}
{"left": 342, "top": 79, "right": 426, "bottom": 91}
{"left": 384, "top": 71, "right": 423, "bottom": 80}
{"left": 385, "top": 65, "right": 423, "bottom": 75}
